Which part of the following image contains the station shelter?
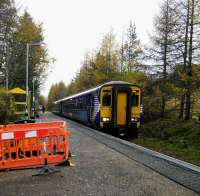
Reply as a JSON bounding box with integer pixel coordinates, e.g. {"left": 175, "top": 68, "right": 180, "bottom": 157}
{"left": 9, "top": 87, "right": 30, "bottom": 119}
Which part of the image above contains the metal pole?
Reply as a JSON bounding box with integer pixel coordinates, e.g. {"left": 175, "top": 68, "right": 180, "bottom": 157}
{"left": 32, "top": 77, "right": 35, "bottom": 118}
{"left": 2, "top": 43, "right": 9, "bottom": 91}
{"left": 25, "top": 41, "right": 44, "bottom": 119}
{"left": 5, "top": 45, "right": 9, "bottom": 91}
{"left": 25, "top": 43, "right": 29, "bottom": 119}
{"left": 33, "top": 79, "right": 34, "bottom": 105}
{"left": 6, "top": 69, "right": 8, "bottom": 91}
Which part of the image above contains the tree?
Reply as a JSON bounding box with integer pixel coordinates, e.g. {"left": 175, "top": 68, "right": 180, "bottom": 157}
{"left": 119, "top": 31, "right": 126, "bottom": 78}
{"left": 93, "top": 30, "right": 119, "bottom": 83}
{"left": 47, "top": 81, "right": 67, "bottom": 110}
{"left": 184, "top": 0, "right": 200, "bottom": 120}
{"left": 61, "top": 27, "right": 146, "bottom": 98}
{"left": 38, "top": 95, "right": 46, "bottom": 108}
{"left": 68, "top": 30, "right": 120, "bottom": 94}
{"left": 72, "top": 52, "right": 97, "bottom": 92}
{"left": 8, "top": 11, "right": 49, "bottom": 94}
{"left": 56, "top": 81, "right": 67, "bottom": 100}
{"left": 47, "top": 84, "right": 57, "bottom": 110}
{"left": 124, "top": 21, "right": 143, "bottom": 73}
{"left": 148, "top": 0, "right": 177, "bottom": 117}
{"left": 173, "top": 0, "right": 200, "bottom": 120}
{"left": 0, "top": 87, "right": 15, "bottom": 124}
{"left": 0, "top": 0, "right": 17, "bottom": 88}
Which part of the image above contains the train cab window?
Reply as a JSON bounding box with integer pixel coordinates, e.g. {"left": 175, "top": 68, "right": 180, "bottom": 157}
{"left": 131, "top": 93, "right": 139, "bottom": 107}
{"left": 102, "top": 93, "right": 111, "bottom": 106}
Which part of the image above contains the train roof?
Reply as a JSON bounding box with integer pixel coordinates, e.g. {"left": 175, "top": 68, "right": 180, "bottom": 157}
{"left": 55, "top": 81, "right": 138, "bottom": 103}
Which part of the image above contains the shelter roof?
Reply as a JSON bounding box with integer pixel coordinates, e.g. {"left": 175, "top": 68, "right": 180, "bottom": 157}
{"left": 9, "top": 87, "right": 26, "bottom": 94}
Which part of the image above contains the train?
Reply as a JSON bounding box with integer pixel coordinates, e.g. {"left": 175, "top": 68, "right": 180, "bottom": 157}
{"left": 53, "top": 81, "right": 142, "bottom": 137}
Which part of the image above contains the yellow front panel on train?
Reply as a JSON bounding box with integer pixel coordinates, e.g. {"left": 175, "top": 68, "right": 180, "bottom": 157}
{"left": 117, "top": 93, "right": 127, "bottom": 125}
{"left": 100, "top": 86, "right": 112, "bottom": 128}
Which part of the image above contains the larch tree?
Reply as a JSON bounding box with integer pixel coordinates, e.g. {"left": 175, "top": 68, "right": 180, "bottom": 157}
{"left": 124, "top": 21, "right": 143, "bottom": 73}
{"left": 148, "top": 0, "right": 177, "bottom": 117}
{"left": 47, "top": 84, "right": 57, "bottom": 110}
{"left": 74, "top": 52, "right": 96, "bottom": 91}
{"left": 184, "top": 0, "right": 200, "bottom": 120}
{"left": 94, "top": 30, "right": 119, "bottom": 83}
{"left": 119, "top": 31, "right": 126, "bottom": 78}
{"left": 175, "top": 0, "right": 200, "bottom": 120}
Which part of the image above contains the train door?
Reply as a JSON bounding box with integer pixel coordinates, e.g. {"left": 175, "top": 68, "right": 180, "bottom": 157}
{"left": 117, "top": 92, "right": 127, "bottom": 125}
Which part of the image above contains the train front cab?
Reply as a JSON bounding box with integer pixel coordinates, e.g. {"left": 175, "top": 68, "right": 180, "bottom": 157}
{"left": 100, "top": 84, "right": 141, "bottom": 136}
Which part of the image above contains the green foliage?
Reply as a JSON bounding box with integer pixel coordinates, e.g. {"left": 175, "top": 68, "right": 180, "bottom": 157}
{"left": 137, "top": 118, "right": 200, "bottom": 165}
{"left": 46, "top": 0, "right": 200, "bottom": 165}
{"left": 0, "top": 0, "right": 51, "bottom": 122}
{"left": 9, "top": 11, "right": 49, "bottom": 92}
{"left": 123, "top": 21, "right": 143, "bottom": 72}
{"left": 63, "top": 29, "right": 146, "bottom": 98}
{"left": 0, "top": 88, "right": 15, "bottom": 124}
{"left": 47, "top": 84, "right": 57, "bottom": 110}
{"left": 48, "top": 1, "right": 200, "bottom": 123}
{"left": 172, "top": 65, "right": 200, "bottom": 93}
{"left": 38, "top": 95, "right": 47, "bottom": 108}
{"left": 121, "top": 71, "right": 147, "bottom": 87}
{"left": 0, "top": 1, "right": 51, "bottom": 105}
{"left": 47, "top": 81, "right": 67, "bottom": 110}
{"left": 0, "top": 0, "right": 16, "bottom": 58}
{"left": 193, "top": 90, "right": 200, "bottom": 115}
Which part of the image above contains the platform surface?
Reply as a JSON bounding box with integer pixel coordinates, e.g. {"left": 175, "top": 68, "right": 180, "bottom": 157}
{"left": 0, "top": 112, "right": 199, "bottom": 196}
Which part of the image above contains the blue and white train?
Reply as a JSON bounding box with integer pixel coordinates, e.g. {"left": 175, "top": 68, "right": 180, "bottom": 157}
{"left": 53, "top": 81, "right": 142, "bottom": 136}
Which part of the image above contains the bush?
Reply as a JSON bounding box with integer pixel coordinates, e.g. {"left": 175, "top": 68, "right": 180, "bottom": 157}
{"left": 140, "top": 118, "right": 200, "bottom": 146}
{"left": 0, "top": 88, "right": 16, "bottom": 124}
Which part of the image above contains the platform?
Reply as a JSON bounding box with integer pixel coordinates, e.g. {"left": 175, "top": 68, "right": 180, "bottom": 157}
{"left": 0, "top": 112, "right": 199, "bottom": 196}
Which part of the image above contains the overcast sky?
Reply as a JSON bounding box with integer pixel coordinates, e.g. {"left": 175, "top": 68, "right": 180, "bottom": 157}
{"left": 15, "top": 0, "right": 161, "bottom": 96}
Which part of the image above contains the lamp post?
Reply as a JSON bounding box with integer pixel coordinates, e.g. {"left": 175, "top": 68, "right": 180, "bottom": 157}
{"left": 32, "top": 76, "right": 36, "bottom": 118}
{"left": 25, "top": 42, "right": 44, "bottom": 119}
{"left": 5, "top": 45, "right": 9, "bottom": 91}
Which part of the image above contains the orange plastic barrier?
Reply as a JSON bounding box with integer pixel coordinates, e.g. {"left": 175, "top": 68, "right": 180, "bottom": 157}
{"left": 0, "top": 121, "right": 70, "bottom": 170}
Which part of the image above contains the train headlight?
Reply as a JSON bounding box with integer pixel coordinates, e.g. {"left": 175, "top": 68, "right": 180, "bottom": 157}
{"left": 102, "top": 117, "right": 110, "bottom": 122}
{"left": 102, "top": 117, "right": 107, "bottom": 122}
{"left": 131, "top": 117, "right": 137, "bottom": 122}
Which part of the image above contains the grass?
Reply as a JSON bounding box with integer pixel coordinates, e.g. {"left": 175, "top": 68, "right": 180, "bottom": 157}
{"left": 134, "top": 118, "right": 200, "bottom": 166}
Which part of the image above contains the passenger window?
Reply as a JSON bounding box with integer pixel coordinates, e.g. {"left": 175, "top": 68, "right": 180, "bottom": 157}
{"left": 131, "top": 93, "right": 139, "bottom": 107}
{"left": 102, "top": 93, "right": 111, "bottom": 106}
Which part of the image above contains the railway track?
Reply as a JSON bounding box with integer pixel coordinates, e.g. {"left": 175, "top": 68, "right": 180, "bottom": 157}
{"left": 42, "top": 113, "right": 200, "bottom": 194}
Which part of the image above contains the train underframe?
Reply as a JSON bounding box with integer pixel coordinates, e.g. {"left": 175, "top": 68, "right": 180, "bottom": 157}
{"left": 101, "top": 122, "right": 138, "bottom": 138}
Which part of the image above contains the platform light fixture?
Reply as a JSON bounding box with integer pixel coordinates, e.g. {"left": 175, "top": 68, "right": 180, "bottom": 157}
{"left": 25, "top": 42, "right": 45, "bottom": 119}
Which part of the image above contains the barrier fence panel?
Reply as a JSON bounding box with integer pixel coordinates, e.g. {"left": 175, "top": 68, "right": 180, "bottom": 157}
{"left": 0, "top": 121, "right": 70, "bottom": 170}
